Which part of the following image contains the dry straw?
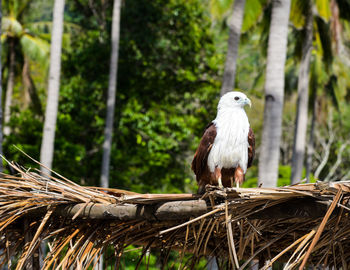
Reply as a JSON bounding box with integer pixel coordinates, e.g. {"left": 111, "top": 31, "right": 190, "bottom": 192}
{"left": 0, "top": 158, "right": 350, "bottom": 269}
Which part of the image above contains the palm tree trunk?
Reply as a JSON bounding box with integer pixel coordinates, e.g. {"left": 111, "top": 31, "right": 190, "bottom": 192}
{"left": 4, "top": 38, "right": 16, "bottom": 136}
{"left": 306, "top": 95, "right": 316, "bottom": 181}
{"left": 258, "top": 0, "right": 291, "bottom": 187}
{"left": 98, "top": 1, "right": 122, "bottom": 268}
{"left": 290, "top": 1, "right": 313, "bottom": 184}
{"left": 330, "top": 0, "right": 342, "bottom": 55}
{"left": 22, "top": 57, "right": 43, "bottom": 116}
{"left": 100, "top": 0, "right": 122, "bottom": 188}
{"left": 40, "top": 0, "right": 65, "bottom": 176}
{"left": 220, "top": 0, "right": 246, "bottom": 96}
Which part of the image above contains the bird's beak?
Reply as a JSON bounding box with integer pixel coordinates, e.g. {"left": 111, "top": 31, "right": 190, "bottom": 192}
{"left": 244, "top": 98, "right": 251, "bottom": 108}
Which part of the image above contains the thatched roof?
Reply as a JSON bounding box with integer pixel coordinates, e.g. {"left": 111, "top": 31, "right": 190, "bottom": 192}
{"left": 1, "top": 160, "right": 350, "bottom": 269}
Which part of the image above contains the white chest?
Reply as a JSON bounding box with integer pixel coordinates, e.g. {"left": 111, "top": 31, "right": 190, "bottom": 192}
{"left": 207, "top": 109, "right": 250, "bottom": 173}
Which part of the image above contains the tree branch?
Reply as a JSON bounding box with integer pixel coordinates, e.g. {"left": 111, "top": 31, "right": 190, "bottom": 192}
{"left": 314, "top": 115, "right": 335, "bottom": 179}
{"left": 324, "top": 141, "right": 349, "bottom": 182}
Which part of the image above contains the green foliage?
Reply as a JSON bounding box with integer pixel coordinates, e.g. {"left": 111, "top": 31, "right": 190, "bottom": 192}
{"left": 210, "top": 0, "right": 265, "bottom": 33}
{"left": 241, "top": 0, "right": 265, "bottom": 32}
{"left": 2, "top": 14, "right": 50, "bottom": 65}
{"left": 277, "top": 165, "right": 291, "bottom": 187}
{"left": 4, "top": 0, "right": 350, "bottom": 195}
{"left": 4, "top": 0, "right": 222, "bottom": 194}
{"left": 315, "top": 0, "right": 331, "bottom": 21}
{"left": 3, "top": 108, "right": 42, "bottom": 167}
{"left": 290, "top": 0, "right": 307, "bottom": 29}
{"left": 210, "top": 0, "right": 232, "bottom": 20}
{"left": 20, "top": 34, "right": 50, "bottom": 63}
{"left": 290, "top": 0, "right": 330, "bottom": 30}
{"left": 243, "top": 165, "right": 308, "bottom": 188}
{"left": 115, "top": 246, "right": 207, "bottom": 269}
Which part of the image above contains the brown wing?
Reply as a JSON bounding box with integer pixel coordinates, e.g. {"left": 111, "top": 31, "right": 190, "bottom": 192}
{"left": 191, "top": 122, "right": 216, "bottom": 182}
{"left": 247, "top": 127, "right": 255, "bottom": 168}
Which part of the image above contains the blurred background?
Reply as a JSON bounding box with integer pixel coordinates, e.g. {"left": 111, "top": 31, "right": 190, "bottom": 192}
{"left": 1, "top": 0, "right": 350, "bottom": 195}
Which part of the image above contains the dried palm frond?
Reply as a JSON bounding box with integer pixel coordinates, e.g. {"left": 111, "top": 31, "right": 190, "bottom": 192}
{"left": 1, "top": 160, "right": 350, "bottom": 269}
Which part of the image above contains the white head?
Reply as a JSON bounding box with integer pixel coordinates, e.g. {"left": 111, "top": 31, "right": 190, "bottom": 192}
{"left": 217, "top": 91, "right": 251, "bottom": 111}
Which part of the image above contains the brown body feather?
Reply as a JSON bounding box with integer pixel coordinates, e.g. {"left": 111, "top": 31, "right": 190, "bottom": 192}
{"left": 191, "top": 122, "right": 255, "bottom": 193}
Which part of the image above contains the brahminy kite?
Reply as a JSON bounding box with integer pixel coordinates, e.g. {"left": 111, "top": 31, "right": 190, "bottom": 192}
{"left": 191, "top": 91, "right": 255, "bottom": 193}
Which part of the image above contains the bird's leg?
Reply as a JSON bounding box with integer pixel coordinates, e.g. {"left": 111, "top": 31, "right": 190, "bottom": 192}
{"left": 234, "top": 166, "right": 244, "bottom": 189}
{"left": 214, "top": 166, "right": 223, "bottom": 188}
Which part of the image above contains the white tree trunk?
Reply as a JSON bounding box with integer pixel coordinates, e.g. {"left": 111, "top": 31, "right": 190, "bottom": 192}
{"left": 305, "top": 97, "right": 316, "bottom": 180}
{"left": 4, "top": 39, "right": 15, "bottom": 136}
{"left": 258, "top": 0, "right": 291, "bottom": 187}
{"left": 40, "top": 0, "right": 65, "bottom": 176}
{"left": 220, "top": 0, "right": 246, "bottom": 96}
{"left": 291, "top": 1, "right": 313, "bottom": 184}
{"left": 100, "top": 0, "right": 122, "bottom": 188}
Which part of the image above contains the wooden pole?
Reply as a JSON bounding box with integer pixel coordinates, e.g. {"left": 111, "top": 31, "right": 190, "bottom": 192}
{"left": 57, "top": 200, "right": 209, "bottom": 221}
{"left": 54, "top": 198, "right": 330, "bottom": 221}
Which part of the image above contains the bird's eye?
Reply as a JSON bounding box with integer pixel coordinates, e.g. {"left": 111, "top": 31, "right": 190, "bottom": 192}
{"left": 234, "top": 96, "right": 240, "bottom": 101}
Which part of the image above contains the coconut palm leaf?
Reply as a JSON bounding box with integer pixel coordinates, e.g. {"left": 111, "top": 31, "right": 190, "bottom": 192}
{"left": 5, "top": 0, "right": 32, "bottom": 19}
{"left": 22, "top": 57, "right": 43, "bottom": 116}
{"left": 26, "top": 21, "right": 53, "bottom": 35}
{"left": 210, "top": 0, "right": 265, "bottom": 32}
{"left": 315, "top": 0, "right": 331, "bottom": 22}
{"left": 20, "top": 33, "right": 49, "bottom": 65}
{"left": 291, "top": 0, "right": 331, "bottom": 29}
{"left": 290, "top": 0, "right": 307, "bottom": 29}
{"left": 325, "top": 74, "right": 341, "bottom": 115}
{"left": 292, "top": 27, "right": 303, "bottom": 61}
{"left": 309, "top": 54, "right": 318, "bottom": 111}
{"left": 28, "top": 21, "right": 82, "bottom": 36}
{"left": 1, "top": 34, "right": 7, "bottom": 43}
{"left": 2, "top": 16, "right": 23, "bottom": 36}
{"left": 209, "top": 0, "right": 232, "bottom": 20}
{"left": 315, "top": 16, "right": 333, "bottom": 69}
{"left": 241, "top": 0, "right": 265, "bottom": 32}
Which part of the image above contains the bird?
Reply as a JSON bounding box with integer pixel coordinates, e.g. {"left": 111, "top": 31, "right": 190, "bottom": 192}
{"left": 191, "top": 91, "right": 255, "bottom": 194}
